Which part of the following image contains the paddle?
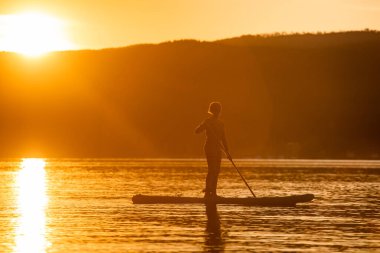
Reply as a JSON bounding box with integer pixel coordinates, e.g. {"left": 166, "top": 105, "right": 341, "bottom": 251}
{"left": 204, "top": 122, "right": 257, "bottom": 198}
{"left": 219, "top": 144, "right": 256, "bottom": 198}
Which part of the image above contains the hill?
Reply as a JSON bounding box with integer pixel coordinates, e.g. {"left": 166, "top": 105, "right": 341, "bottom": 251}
{"left": 1, "top": 31, "right": 380, "bottom": 158}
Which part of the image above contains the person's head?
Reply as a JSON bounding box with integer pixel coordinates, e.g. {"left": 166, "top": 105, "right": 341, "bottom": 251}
{"left": 208, "top": 102, "right": 222, "bottom": 117}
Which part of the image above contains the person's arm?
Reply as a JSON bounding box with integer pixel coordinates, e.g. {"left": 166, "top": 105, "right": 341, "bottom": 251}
{"left": 221, "top": 125, "right": 231, "bottom": 159}
{"left": 221, "top": 128, "right": 228, "bottom": 152}
{"left": 195, "top": 120, "right": 206, "bottom": 134}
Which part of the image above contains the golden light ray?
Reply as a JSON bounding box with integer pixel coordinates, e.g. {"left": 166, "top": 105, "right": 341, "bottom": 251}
{"left": 14, "top": 158, "right": 49, "bottom": 253}
{"left": 0, "top": 12, "right": 75, "bottom": 57}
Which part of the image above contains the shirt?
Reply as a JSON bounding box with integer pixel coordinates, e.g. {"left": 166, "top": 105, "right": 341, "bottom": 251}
{"left": 195, "top": 116, "right": 228, "bottom": 155}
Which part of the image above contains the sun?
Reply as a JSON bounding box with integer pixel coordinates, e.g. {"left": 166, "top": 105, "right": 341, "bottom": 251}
{"left": 0, "top": 12, "right": 75, "bottom": 57}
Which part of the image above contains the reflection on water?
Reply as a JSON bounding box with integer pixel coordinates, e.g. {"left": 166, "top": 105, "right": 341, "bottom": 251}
{"left": 14, "top": 158, "right": 48, "bottom": 253}
{"left": 0, "top": 159, "right": 378, "bottom": 252}
{"left": 205, "top": 204, "right": 224, "bottom": 252}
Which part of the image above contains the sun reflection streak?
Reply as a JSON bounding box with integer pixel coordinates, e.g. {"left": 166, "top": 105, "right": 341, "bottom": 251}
{"left": 14, "top": 158, "right": 49, "bottom": 253}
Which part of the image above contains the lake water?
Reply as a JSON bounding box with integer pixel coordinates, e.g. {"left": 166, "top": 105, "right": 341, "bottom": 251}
{"left": 0, "top": 158, "right": 379, "bottom": 252}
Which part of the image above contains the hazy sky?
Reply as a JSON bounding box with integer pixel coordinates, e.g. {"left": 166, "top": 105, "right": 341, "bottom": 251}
{"left": 1, "top": 0, "right": 380, "bottom": 49}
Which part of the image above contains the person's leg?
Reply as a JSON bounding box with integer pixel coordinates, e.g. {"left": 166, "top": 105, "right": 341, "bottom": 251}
{"left": 210, "top": 155, "right": 221, "bottom": 195}
{"left": 205, "top": 154, "right": 221, "bottom": 197}
{"left": 205, "top": 154, "right": 214, "bottom": 194}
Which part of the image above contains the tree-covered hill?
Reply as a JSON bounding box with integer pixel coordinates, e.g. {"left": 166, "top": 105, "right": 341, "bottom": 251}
{"left": 1, "top": 31, "right": 379, "bottom": 158}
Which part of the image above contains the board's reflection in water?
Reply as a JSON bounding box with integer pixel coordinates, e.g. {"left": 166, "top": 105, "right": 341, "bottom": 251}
{"left": 204, "top": 204, "right": 225, "bottom": 252}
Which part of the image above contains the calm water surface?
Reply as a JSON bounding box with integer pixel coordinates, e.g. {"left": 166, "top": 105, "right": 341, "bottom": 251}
{"left": 0, "top": 159, "right": 379, "bottom": 252}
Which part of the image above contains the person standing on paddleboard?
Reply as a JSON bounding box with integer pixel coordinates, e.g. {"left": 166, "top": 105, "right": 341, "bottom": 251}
{"left": 195, "top": 102, "right": 229, "bottom": 199}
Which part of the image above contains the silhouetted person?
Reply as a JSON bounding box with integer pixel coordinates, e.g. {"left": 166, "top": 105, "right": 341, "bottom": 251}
{"left": 195, "top": 102, "right": 229, "bottom": 200}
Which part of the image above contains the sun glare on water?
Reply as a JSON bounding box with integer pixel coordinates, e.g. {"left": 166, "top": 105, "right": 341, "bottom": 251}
{"left": 0, "top": 12, "right": 75, "bottom": 57}
{"left": 14, "top": 158, "right": 49, "bottom": 253}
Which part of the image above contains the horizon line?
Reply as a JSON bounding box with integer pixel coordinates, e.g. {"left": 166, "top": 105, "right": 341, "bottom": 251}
{"left": 1, "top": 29, "right": 379, "bottom": 55}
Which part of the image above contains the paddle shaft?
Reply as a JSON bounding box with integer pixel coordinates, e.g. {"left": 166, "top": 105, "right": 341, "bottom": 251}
{"left": 203, "top": 121, "right": 256, "bottom": 198}
{"left": 221, "top": 146, "right": 256, "bottom": 198}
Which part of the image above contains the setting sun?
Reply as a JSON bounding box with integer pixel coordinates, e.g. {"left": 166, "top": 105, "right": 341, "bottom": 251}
{"left": 0, "top": 12, "right": 75, "bottom": 57}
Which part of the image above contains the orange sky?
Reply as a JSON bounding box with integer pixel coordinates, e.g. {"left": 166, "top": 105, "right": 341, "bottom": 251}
{"left": 1, "top": 0, "right": 380, "bottom": 50}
